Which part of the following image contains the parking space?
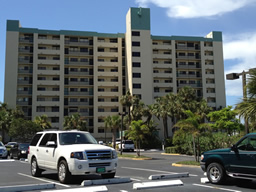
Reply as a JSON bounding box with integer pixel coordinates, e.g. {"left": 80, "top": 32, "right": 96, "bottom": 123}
{"left": 1, "top": 152, "right": 256, "bottom": 192}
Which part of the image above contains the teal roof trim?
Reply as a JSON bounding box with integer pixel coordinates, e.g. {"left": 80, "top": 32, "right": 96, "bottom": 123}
{"left": 7, "top": 20, "right": 20, "bottom": 31}
{"left": 7, "top": 20, "right": 125, "bottom": 38}
{"left": 152, "top": 31, "right": 222, "bottom": 42}
{"left": 130, "top": 7, "right": 150, "bottom": 30}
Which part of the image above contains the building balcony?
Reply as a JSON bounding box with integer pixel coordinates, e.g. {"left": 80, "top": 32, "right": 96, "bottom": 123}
{"left": 18, "top": 69, "right": 33, "bottom": 74}
{"left": 38, "top": 49, "right": 60, "bottom": 55}
{"left": 176, "top": 74, "right": 202, "bottom": 78}
{"left": 36, "top": 111, "right": 60, "bottom": 117}
{"left": 37, "top": 59, "right": 60, "bottom": 65}
{"left": 37, "top": 70, "right": 60, "bottom": 76}
{"left": 152, "top": 53, "right": 172, "bottom": 59}
{"left": 153, "top": 63, "right": 172, "bottom": 68}
{"left": 69, "top": 102, "right": 91, "bottom": 106}
{"left": 19, "top": 38, "right": 33, "bottom": 43}
{"left": 17, "top": 80, "right": 31, "bottom": 85}
{"left": 36, "top": 90, "right": 60, "bottom": 96}
{"left": 97, "top": 61, "right": 119, "bottom": 67}
{"left": 18, "top": 59, "right": 32, "bottom": 64}
{"left": 97, "top": 82, "right": 119, "bottom": 87}
{"left": 66, "top": 91, "right": 93, "bottom": 96}
{"left": 68, "top": 51, "right": 90, "bottom": 56}
{"left": 176, "top": 45, "right": 200, "bottom": 50}
{"left": 37, "top": 80, "right": 60, "bottom": 86}
{"left": 65, "top": 61, "right": 93, "bottom": 66}
{"left": 97, "top": 42, "right": 118, "bottom": 48}
{"left": 178, "top": 83, "right": 202, "bottom": 88}
{"left": 97, "top": 92, "right": 120, "bottom": 97}
{"left": 152, "top": 44, "right": 172, "bottom": 50}
{"left": 65, "top": 40, "right": 92, "bottom": 46}
{"left": 68, "top": 71, "right": 91, "bottom": 76}
{"left": 153, "top": 73, "right": 172, "bottom": 78}
{"left": 97, "top": 101, "right": 119, "bottom": 106}
{"left": 176, "top": 64, "right": 201, "bottom": 69}
{"left": 153, "top": 92, "right": 168, "bottom": 98}
{"left": 153, "top": 82, "right": 173, "bottom": 87}
{"left": 206, "top": 83, "right": 215, "bottom": 88}
{"left": 176, "top": 55, "right": 201, "bottom": 60}
{"left": 97, "top": 71, "right": 119, "bottom": 76}
{"left": 38, "top": 39, "right": 60, "bottom": 45}
{"left": 16, "top": 101, "right": 29, "bottom": 106}
{"left": 206, "top": 93, "right": 216, "bottom": 97}
{"left": 17, "top": 90, "right": 32, "bottom": 95}
{"left": 19, "top": 49, "right": 32, "bottom": 54}
{"left": 68, "top": 81, "right": 91, "bottom": 86}
{"left": 35, "top": 101, "right": 60, "bottom": 106}
{"left": 207, "top": 103, "right": 216, "bottom": 107}
{"left": 205, "top": 74, "right": 215, "bottom": 78}
{"left": 97, "top": 52, "right": 119, "bottom": 57}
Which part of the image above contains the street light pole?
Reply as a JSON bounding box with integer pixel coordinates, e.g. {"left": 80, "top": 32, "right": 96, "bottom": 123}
{"left": 226, "top": 69, "right": 255, "bottom": 134}
{"left": 118, "top": 111, "right": 127, "bottom": 155}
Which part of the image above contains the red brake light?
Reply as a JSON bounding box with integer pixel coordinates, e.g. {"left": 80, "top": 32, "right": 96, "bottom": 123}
{"left": 28, "top": 146, "right": 30, "bottom": 154}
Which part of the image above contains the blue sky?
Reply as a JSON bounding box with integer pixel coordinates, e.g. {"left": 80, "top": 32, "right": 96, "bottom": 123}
{"left": 1, "top": 0, "right": 256, "bottom": 107}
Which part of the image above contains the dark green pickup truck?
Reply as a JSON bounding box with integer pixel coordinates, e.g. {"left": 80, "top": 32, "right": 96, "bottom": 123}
{"left": 200, "top": 133, "right": 256, "bottom": 184}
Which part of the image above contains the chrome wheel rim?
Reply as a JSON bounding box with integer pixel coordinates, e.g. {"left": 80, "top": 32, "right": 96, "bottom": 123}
{"left": 58, "top": 163, "right": 66, "bottom": 181}
{"left": 209, "top": 166, "right": 220, "bottom": 181}
{"left": 31, "top": 160, "right": 37, "bottom": 175}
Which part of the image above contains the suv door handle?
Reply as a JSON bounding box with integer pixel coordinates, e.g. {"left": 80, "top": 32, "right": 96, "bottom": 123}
{"left": 46, "top": 150, "right": 48, "bottom": 153}
{"left": 37, "top": 149, "right": 39, "bottom": 152}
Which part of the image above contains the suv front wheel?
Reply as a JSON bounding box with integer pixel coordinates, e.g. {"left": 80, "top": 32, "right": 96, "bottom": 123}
{"left": 58, "top": 160, "right": 71, "bottom": 184}
{"left": 207, "top": 162, "right": 226, "bottom": 184}
{"left": 31, "top": 157, "right": 42, "bottom": 177}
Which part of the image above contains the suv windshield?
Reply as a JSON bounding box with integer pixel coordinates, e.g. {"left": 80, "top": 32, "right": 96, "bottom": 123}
{"left": 59, "top": 132, "right": 97, "bottom": 145}
{"left": 0, "top": 142, "right": 3, "bottom": 147}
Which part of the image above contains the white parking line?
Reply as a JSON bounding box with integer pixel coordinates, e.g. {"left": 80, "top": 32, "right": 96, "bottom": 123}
{"left": 121, "top": 167, "right": 198, "bottom": 176}
{"left": 18, "top": 173, "right": 70, "bottom": 188}
{"left": 193, "top": 184, "right": 242, "bottom": 192}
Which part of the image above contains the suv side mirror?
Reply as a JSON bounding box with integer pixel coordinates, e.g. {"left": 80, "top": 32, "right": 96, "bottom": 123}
{"left": 46, "top": 141, "right": 57, "bottom": 148}
{"left": 231, "top": 144, "right": 238, "bottom": 152}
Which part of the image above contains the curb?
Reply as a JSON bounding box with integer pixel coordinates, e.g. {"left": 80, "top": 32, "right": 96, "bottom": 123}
{"left": 118, "top": 157, "right": 152, "bottom": 160}
{"left": 0, "top": 183, "right": 55, "bottom": 192}
{"left": 81, "top": 177, "right": 131, "bottom": 186}
{"left": 172, "top": 163, "right": 200, "bottom": 168}
{"left": 161, "top": 153, "right": 181, "bottom": 156}
{"left": 133, "top": 179, "right": 183, "bottom": 190}
{"left": 149, "top": 172, "right": 189, "bottom": 180}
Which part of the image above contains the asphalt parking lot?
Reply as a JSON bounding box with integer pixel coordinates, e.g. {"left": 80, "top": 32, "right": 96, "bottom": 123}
{"left": 0, "top": 151, "right": 256, "bottom": 192}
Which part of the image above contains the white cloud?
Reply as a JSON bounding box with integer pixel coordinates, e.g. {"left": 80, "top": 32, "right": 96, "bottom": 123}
{"left": 224, "top": 33, "right": 256, "bottom": 97}
{"left": 135, "top": 0, "right": 256, "bottom": 18}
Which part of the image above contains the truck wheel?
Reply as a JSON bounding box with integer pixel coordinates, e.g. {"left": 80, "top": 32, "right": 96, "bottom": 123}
{"left": 101, "top": 172, "right": 115, "bottom": 179}
{"left": 31, "top": 157, "right": 42, "bottom": 177}
{"left": 207, "top": 162, "right": 226, "bottom": 184}
{"left": 58, "top": 160, "right": 71, "bottom": 184}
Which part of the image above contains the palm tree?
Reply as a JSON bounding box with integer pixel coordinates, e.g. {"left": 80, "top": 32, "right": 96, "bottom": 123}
{"left": 34, "top": 115, "right": 52, "bottom": 130}
{"left": 127, "top": 120, "right": 148, "bottom": 156}
{"left": 104, "top": 116, "right": 112, "bottom": 143}
{"left": 130, "top": 96, "right": 145, "bottom": 121}
{"left": 152, "top": 95, "right": 170, "bottom": 139}
{"left": 109, "top": 115, "right": 121, "bottom": 150}
{"left": 0, "top": 102, "right": 12, "bottom": 142}
{"left": 120, "top": 90, "right": 133, "bottom": 124}
{"left": 236, "top": 69, "right": 256, "bottom": 124}
{"left": 174, "top": 110, "right": 210, "bottom": 162}
{"left": 63, "top": 113, "right": 87, "bottom": 131}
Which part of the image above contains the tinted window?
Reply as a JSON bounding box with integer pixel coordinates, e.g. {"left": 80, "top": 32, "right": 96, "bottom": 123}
{"left": 59, "top": 132, "right": 97, "bottom": 145}
{"left": 30, "top": 134, "right": 43, "bottom": 146}
{"left": 132, "top": 31, "right": 140, "bottom": 36}
{"left": 19, "top": 143, "right": 30, "bottom": 149}
{"left": 124, "top": 140, "right": 134, "bottom": 144}
{"left": 39, "top": 133, "right": 51, "bottom": 146}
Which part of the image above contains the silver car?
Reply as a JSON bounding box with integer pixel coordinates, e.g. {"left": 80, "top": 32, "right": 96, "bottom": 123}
{"left": 0, "top": 142, "right": 8, "bottom": 159}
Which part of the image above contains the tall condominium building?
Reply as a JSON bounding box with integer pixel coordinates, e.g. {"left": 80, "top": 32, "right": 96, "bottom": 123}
{"left": 4, "top": 7, "right": 226, "bottom": 140}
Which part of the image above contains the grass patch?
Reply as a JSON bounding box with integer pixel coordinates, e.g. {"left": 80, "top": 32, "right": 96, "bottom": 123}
{"left": 118, "top": 153, "right": 149, "bottom": 159}
{"left": 175, "top": 161, "right": 200, "bottom": 166}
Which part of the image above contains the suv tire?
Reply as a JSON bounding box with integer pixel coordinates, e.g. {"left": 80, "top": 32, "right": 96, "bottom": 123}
{"left": 58, "top": 160, "right": 71, "bottom": 184}
{"left": 207, "top": 162, "right": 226, "bottom": 184}
{"left": 101, "top": 172, "right": 115, "bottom": 179}
{"left": 31, "top": 157, "right": 42, "bottom": 177}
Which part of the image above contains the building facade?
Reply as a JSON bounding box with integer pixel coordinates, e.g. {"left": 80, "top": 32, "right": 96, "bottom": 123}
{"left": 4, "top": 7, "right": 226, "bottom": 140}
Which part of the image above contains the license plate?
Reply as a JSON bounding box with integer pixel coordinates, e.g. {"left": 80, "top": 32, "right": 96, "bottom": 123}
{"left": 96, "top": 167, "right": 106, "bottom": 173}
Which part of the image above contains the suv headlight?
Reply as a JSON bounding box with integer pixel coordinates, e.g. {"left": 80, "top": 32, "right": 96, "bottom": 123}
{"left": 70, "top": 152, "right": 86, "bottom": 160}
{"left": 111, "top": 150, "right": 118, "bottom": 159}
{"left": 201, "top": 154, "right": 204, "bottom": 161}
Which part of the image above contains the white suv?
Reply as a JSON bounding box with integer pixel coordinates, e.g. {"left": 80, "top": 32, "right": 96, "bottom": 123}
{"left": 28, "top": 130, "right": 118, "bottom": 183}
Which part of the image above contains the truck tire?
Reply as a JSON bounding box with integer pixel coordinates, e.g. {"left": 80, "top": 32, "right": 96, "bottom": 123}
{"left": 58, "top": 160, "right": 71, "bottom": 184}
{"left": 207, "top": 162, "right": 226, "bottom": 184}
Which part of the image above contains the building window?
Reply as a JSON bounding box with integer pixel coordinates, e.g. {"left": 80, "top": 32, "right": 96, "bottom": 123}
{"left": 98, "top": 68, "right": 104, "bottom": 72}
{"left": 70, "top": 68, "right": 78, "bottom": 72}
{"left": 133, "top": 83, "right": 141, "bottom": 89}
{"left": 37, "top": 106, "right": 45, "bottom": 112}
{"left": 111, "top": 88, "right": 118, "bottom": 92}
{"left": 132, "top": 41, "right": 140, "bottom": 46}
{"left": 111, "top": 97, "right": 118, "bottom": 102}
{"left": 80, "top": 48, "right": 88, "bottom": 52}
{"left": 98, "top": 108, "right": 104, "bottom": 112}
{"left": 80, "top": 78, "right": 88, "bottom": 82}
{"left": 80, "top": 68, "right": 88, "bottom": 72}
{"left": 52, "top": 87, "right": 59, "bottom": 91}
{"left": 38, "top": 77, "right": 46, "bottom": 80}
{"left": 132, "top": 52, "right": 140, "bottom": 57}
{"left": 70, "top": 98, "right": 78, "bottom": 102}
{"left": 53, "top": 77, "right": 60, "bottom": 81}
{"left": 98, "top": 48, "right": 104, "bottom": 52}
{"left": 98, "top": 128, "right": 105, "bottom": 133}
{"left": 98, "top": 78, "right": 105, "bottom": 82}
{"left": 132, "top": 31, "right": 140, "bottom": 36}
{"left": 81, "top": 88, "right": 88, "bottom": 92}
{"left": 133, "top": 73, "right": 141, "bottom": 78}
{"left": 111, "top": 108, "right": 118, "bottom": 112}
{"left": 98, "top": 98, "right": 104, "bottom": 102}
{"left": 98, "top": 88, "right": 104, "bottom": 92}
{"left": 80, "top": 98, "right": 88, "bottom": 102}
{"left": 154, "top": 88, "right": 159, "bottom": 92}
{"left": 51, "top": 117, "right": 59, "bottom": 123}
{"left": 132, "top": 62, "right": 141, "bottom": 67}
{"left": 37, "top": 87, "right": 45, "bottom": 91}
{"left": 70, "top": 88, "right": 78, "bottom": 92}
{"left": 52, "top": 107, "right": 59, "bottom": 112}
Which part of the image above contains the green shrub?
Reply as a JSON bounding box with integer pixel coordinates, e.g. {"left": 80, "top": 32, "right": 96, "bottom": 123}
{"left": 165, "top": 146, "right": 178, "bottom": 153}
